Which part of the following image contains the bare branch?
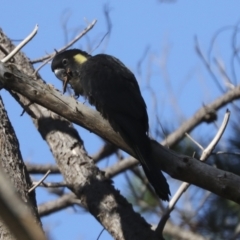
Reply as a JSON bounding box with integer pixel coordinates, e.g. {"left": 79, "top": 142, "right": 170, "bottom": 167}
{"left": 92, "top": 142, "right": 118, "bottom": 163}
{"left": 90, "top": 4, "right": 112, "bottom": 53}
{"left": 104, "top": 157, "right": 138, "bottom": 178}
{"left": 195, "top": 36, "right": 225, "bottom": 93}
{"left": 38, "top": 193, "right": 79, "bottom": 217}
{"left": 0, "top": 167, "right": 46, "bottom": 240}
{"left": 185, "top": 132, "right": 204, "bottom": 150}
{"left": 32, "top": 19, "right": 97, "bottom": 75}
{"left": 200, "top": 110, "right": 230, "bottom": 160}
{"left": 156, "top": 110, "right": 230, "bottom": 235}
{"left": 161, "top": 89, "right": 237, "bottom": 147}
{"left": 35, "top": 181, "right": 67, "bottom": 188}
{"left": 212, "top": 151, "right": 240, "bottom": 156}
{"left": 0, "top": 95, "right": 43, "bottom": 238}
{"left": 96, "top": 228, "right": 106, "bottom": 240}
{"left": 214, "top": 58, "right": 235, "bottom": 90}
{"left": 0, "top": 62, "right": 240, "bottom": 204}
{"left": 28, "top": 170, "right": 51, "bottom": 193}
{"left": 26, "top": 163, "right": 60, "bottom": 174}
{"left": 1, "top": 25, "right": 38, "bottom": 63}
{"left": 207, "top": 25, "right": 234, "bottom": 62}
{"left": 30, "top": 19, "right": 97, "bottom": 64}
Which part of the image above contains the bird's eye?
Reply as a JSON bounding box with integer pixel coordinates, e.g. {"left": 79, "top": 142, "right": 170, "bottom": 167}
{"left": 62, "top": 59, "right": 68, "bottom": 66}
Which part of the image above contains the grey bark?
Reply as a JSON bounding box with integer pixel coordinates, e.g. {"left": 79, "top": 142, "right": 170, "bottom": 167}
{"left": 0, "top": 96, "right": 44, "bottom": 239}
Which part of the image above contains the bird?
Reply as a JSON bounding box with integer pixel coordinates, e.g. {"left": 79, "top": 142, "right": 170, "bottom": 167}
{"left": 51, "top": 49, "right": 170, "bottom": 201}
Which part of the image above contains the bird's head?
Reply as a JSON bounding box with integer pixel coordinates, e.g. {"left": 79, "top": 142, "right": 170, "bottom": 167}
{"left": 51, "top": 49, "right": 90, "bottom": 93}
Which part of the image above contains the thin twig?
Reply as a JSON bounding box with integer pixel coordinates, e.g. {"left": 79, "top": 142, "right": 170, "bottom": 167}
{"left": 33, "top": 19, "right": 97, "bottom": 75}
{"left": 185, "top": 132, "right": 204, "bottom": 150}
{"left": 90, "top": 4, "right": 112, "bottom": 54}
{"left": 207, "top": 25, "right": 234, "bottom": 62}
{"left": 200, "top": 109, "right": 230, "bottom": 160}
{"left": 214, "top": 58, "right": 235, "bottom": 90}
{"left": 31, "top": 181, "right": 67, "bottom": 188}
{"left": 0, "top": 45, "right": 15, "bottom": 63}
{"left": 28, "top": 170, "right": 51, "bottom": 193}
{"left": 231, "top": 20, "right": 240, "bottom": 85}
{"left": 212, "top": 151, "right": 240, "bottom": 156}
{"left": 195, "top": 36, "right": 225, "bottom": 93}
{"left": 96, "top": 228, "right": 105, "bottom": 240}
{"left": 155, "top": 110, "right": 230, "bottom": 237}
{"left": 1, "top": 25, "right": 38, "bottom": 63}
{"left": 31, "top": 19, "right": 97, "bottom": 64}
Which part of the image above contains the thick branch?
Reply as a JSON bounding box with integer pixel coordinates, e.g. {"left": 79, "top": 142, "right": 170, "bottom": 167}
{"left": 0, "top": 62, "right": 240, "bottom": 204}
{"left": 0, "top": 96, "right": 44, "bottom": 239}
{"left": 26, "top": 163, "right": 60, "bottom": 174}
{"left": 38, "top": 193, "right": 79, "bottom": 217}
{"left": 0, "top": 167, "right": 46, "bottom": 240}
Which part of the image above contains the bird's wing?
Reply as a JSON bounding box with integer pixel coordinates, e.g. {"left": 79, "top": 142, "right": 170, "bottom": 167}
{"left": 81, "top": 54, "right": 149, "bottom": 132}
{"left": 79, "top": 54, "right": 171, "bottom": 200}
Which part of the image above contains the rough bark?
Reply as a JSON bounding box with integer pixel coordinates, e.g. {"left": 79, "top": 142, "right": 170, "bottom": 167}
{"left": 0, "top": 96, "right": 43, "bottom": 239}
{"left": 39, "top": 117, "right": 158, "bottom": 240}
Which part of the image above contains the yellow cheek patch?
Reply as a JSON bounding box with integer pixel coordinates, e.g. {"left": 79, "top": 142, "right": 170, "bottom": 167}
{"left": 74, "top": 54, "right": 87, "bottom": 64}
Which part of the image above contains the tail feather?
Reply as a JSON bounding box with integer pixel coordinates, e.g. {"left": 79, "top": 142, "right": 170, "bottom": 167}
{"left": 142, "top": 162, "right": 170, "bottom": 201}
{"left": 134, "top": 145, "right": 170, "bottom": 201}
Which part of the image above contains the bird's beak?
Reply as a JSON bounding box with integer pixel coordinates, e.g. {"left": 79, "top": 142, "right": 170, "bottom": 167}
{"left": 54, "top": 68, "right": 69, "bottom": 94}
{"left": 54, "top": 68, "right": 66, "bottom": 82}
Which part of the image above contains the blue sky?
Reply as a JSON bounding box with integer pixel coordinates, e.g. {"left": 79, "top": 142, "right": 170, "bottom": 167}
{"left": 1, "top": 1, "right": 240, "bottom": 239}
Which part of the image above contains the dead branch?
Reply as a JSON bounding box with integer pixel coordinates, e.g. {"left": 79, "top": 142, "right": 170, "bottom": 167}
{"left": 0, "top": 61, "right": 240, "bottom": 204}
{"left": 0, "top": 95, "right": 44, "bottom": 239}
{"left": 38, "top": 193, "right": 79, "bottom": 217}
{"left": 156, "top": 110, "right": 230, "bottom": 236}
{"left": 26, "top": 163, "right": 60, "bottom": 174}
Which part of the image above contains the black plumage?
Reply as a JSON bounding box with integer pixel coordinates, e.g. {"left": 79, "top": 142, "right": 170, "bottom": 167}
{"left": 51, "top": 49, "right": 170, "bottom": 201}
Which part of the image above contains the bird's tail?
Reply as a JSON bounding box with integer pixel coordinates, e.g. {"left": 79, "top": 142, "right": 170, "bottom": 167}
{"left": 113, "top": 114, "right": 170, "bottom": 200}
{"left": 134, "top": 145, "right": 170, "bottom": 201}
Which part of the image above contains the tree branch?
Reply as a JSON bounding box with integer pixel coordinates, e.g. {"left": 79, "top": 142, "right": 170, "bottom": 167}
{"left": 38, "top": 193, "right": 79, "bottom": 217}
{"left": 156, "top": 110, "right": 230, "bottom": 235}
{"left": 0, "top": 167, "right": 46, "bottom": 240}
{"left": 0, "top": 60, "right": 240, "bottom": 204}
{"left": 0, "top": 95, "right": 44, "bottom": 239}
{"left": 26, "top": 163, "right": 60, "bottom": 174}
